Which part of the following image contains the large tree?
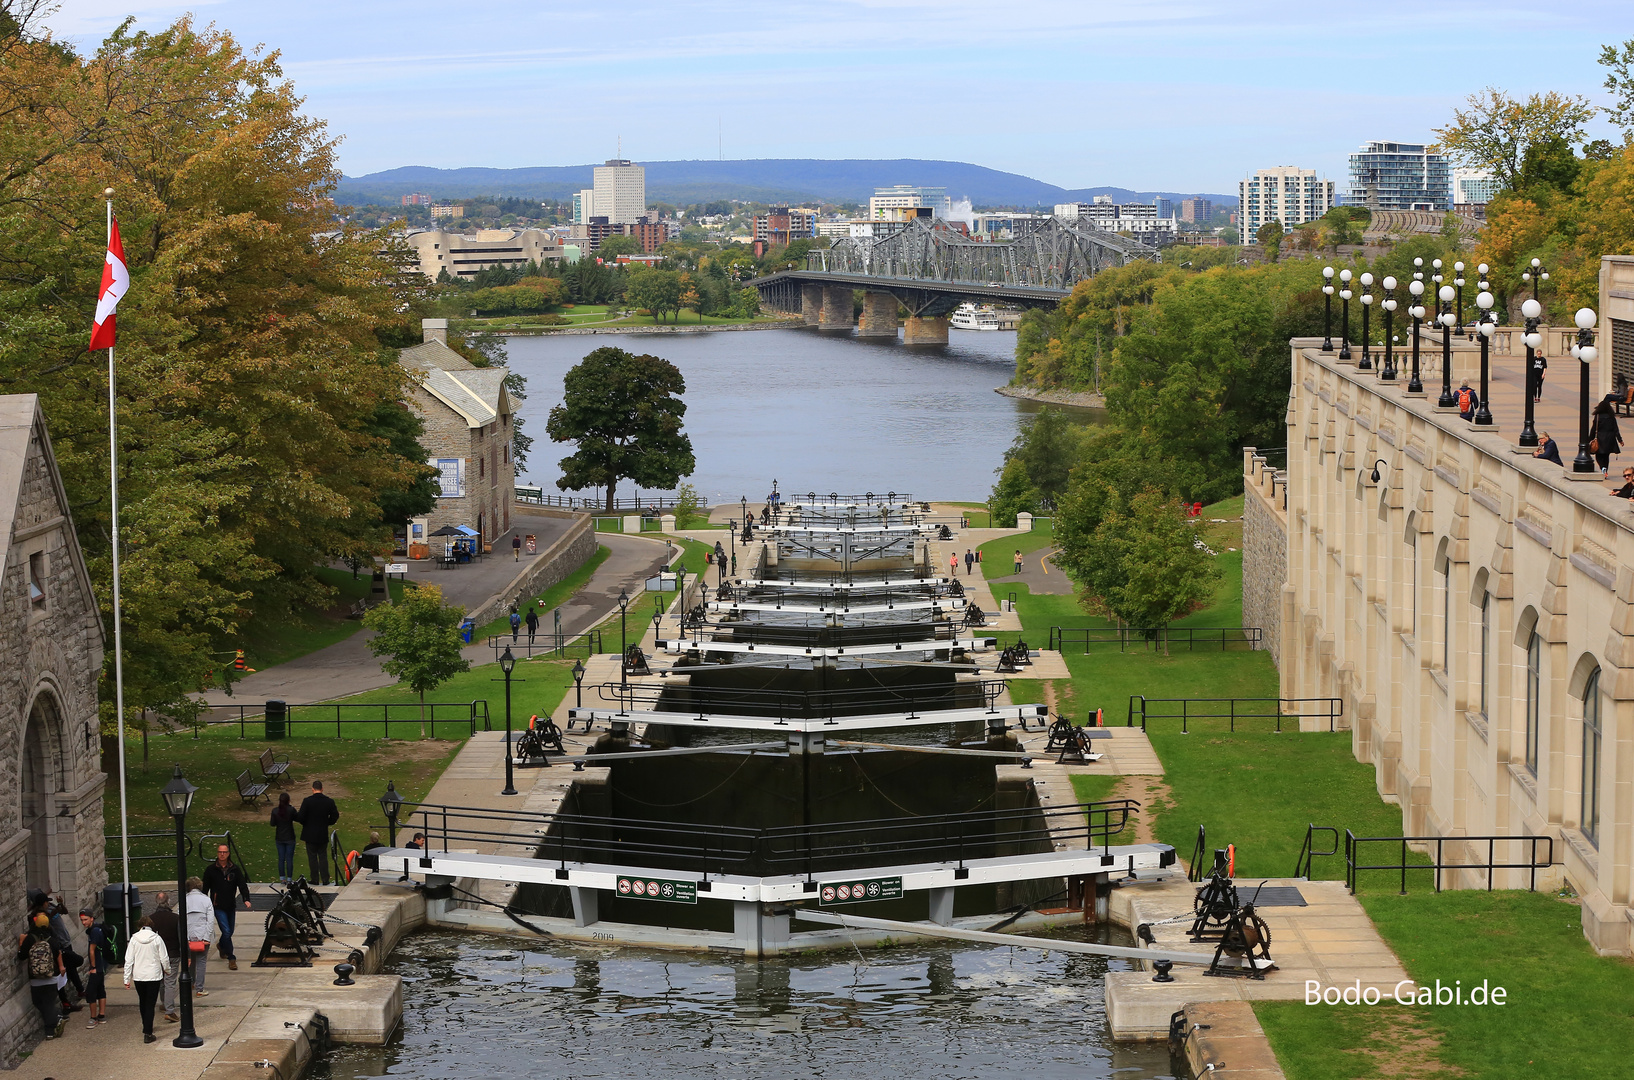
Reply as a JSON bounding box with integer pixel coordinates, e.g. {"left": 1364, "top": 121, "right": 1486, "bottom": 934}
{"left": 1431, "top": 87, "right": 1597, "bottom": 191}
{"left": 545, "top": 347, "right": 695, "bottom": 510}
{"left": 362, "top": 584, "right": 470, "bottom": 737}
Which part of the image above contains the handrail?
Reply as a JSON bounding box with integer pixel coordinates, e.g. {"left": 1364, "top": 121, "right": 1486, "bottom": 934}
{"left": 1293, "top": 824, "right": 1340, "bottom": 879}
{"left": 197, "top": 830, "right": 250, "bottom": 882}
{"left": 104, "top": 830, "right": 203, "bottom": 874}
{"left": 1048, "top": 626, "right": 1262, "bottom": 653}
{"left": 1187, "top": 825, "right": 1207, "bottom": 882}
{"left": 1126, "top": 695, "right": 1344, "bottom": 733}
{"left": 194, "top": 700, "right": 488, "bottom": 739}
{"left": 483, "top": 629, "right": 603, "bottom": 658}
{"left": 1344, "top": 829, "right": 1556, "bottom": 895}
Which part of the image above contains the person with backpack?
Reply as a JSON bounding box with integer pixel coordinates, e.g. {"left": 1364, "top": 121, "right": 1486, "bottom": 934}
{"left": 122, "top": 916, "right": 170, "bottom": 1044}
{"left": 509, "top": 606, "right": 521, "bottom": 641}
{"left": 17, "top": 912, "right": 63, "bottom": 1039}
{"left": 1456, "top": 380, "right": 1480, "bottom": 421}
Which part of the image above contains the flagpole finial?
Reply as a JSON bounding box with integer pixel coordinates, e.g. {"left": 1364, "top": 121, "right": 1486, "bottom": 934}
{"left": 103, "top": 187, "right": 114, "bottom": 196}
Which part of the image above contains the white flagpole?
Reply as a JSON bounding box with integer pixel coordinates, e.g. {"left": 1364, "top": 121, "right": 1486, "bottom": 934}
{"left": 105, "top": 189, "right": 133, "bottom": 934}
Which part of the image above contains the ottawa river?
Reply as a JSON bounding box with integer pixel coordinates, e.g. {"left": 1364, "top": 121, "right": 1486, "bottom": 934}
{"left": 312, "top": 930, "right": 1177, "bottom": 1080}
{"left": 502, "top": 326, "right": 1096, "bottom": 505}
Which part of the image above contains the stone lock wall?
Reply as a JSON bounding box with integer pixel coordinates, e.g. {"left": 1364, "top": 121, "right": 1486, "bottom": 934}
{"left": 1241, "top": 448, "right": 1288, "bottom": 669}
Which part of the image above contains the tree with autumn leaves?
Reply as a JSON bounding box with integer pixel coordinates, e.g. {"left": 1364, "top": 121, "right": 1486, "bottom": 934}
{"left": 0, "top": 9, "right": 436, "bottom": 725}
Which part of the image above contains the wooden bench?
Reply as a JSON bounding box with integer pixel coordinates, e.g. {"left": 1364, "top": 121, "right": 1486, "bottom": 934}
{"left": 259, "top": 748, "right": 291, "bottom": 786}
{"left": 236, "top": 770, "right": 270, "bottom": 805}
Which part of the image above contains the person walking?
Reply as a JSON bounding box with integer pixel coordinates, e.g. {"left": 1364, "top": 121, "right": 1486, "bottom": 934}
{"left": 297, "top": 780, "right": 340, "bottom": 886}
{"left": 1591, "top": 400, "right": 1624, "bottom": 478}
{"left": 949, "top": 551, "right": 958, "bottom": 577}
{"left": 512, "top": 534, "right": 522, "bottom": 561}
{"left": 202, "top": 843, "right": 252, "bottom": 971}
{"left": 77, "top": 911, "right": 106, "bottom": 1027}
{"left": 509, "top": 606, "right": 521, "bottom": 641}
{"left": 1455, "top": 380, "right": 1479, "bottom": 422}
{"left": 270, "top": 792, "right": 298, "bottom": 884}
{"left": 184, "top": 876, "right": 216, "bottom": 996}
{"left": 964, "top": 549, "right": 974, "bottom": 576}
{"left": 525, "top": 607, "right": 539, "bottom": 645}
{"left": 122, "top": 917, "right": 170, "bottom": 1044}
{"left": 1531, "top": 352, "right": 1547, "bottom": 402}
{"left": 145, "top": 894, "right": 181, "bottom": 1022}
{"left": 17, "top": 912, "right": 63, "bottom": 1039}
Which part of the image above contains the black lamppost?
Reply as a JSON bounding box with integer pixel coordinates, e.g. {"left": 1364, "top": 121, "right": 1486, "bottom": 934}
{"left": 1522, "top": 257, "right": 1549, "bottom": 304}
{"left": 1571, "top": 307, "right": 1600, "bottom": 474}
{"left": 1380, "top": 277, "right": 1397, "bottom": 380}
{"left": 379, "top": 781, "right": 403, "bottom": 848}
{"left": 571, "top": 658, "right": 585, "bottom": 708}
{"left": 1358, "top": 273, "right": 1374, "bottom": 370}
{"left": 1519, "top": 297, "right": 1543, "bottom": 448}
{"left": 160, "top": 766, "right": 204, "bottom": 1049}
{"left": 1473, "top": 289, "right": 1496, "bottom": 425}
{"left": 1338, "top": 269, "right": 1353, "bottom": 360}
{"left": 1437, "top": 284, "right": 1457, "bottom": 407}
{"left": 1321, "top": 266, "right": 1335, "bottom": 351}
{"left": 617, "top": 588, "right": 630, "bottom": 686}
{"left": 1408, "top": 279, "right": 1426, "bottom": 394}
{"left": 1454, "top": 261, "right": 1466, "bottom": 332}
{"left": 498, "top": 647, "right": 517, "bottom": 796}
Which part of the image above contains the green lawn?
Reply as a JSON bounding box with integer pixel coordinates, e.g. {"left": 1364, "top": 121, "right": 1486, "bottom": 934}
{"left": 235, "top": 566, "right": 406, "bottom": 673}
{"left": 470, "top": 543, "right": 611, "bottom": 641}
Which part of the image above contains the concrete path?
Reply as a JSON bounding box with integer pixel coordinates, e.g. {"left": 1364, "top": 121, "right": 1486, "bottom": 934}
{"left": 985, "top": 545, "right": 1073, "bottom": 596}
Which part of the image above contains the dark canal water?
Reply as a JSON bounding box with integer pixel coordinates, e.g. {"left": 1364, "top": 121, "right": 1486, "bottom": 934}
{"left": 502, "top": 327, "right": 1098, "bottom": 505}
{"left": 313, "top": 929, "right": 1177, "bottom": 1080}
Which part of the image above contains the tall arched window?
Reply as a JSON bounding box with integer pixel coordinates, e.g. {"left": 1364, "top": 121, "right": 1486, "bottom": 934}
{"left": 1479, "top": 592, "right": 1490, "bottom": 715}
{"left": 1582, "top": 668, "right": 1603, "bottom": 847}
{"left": 1441, "top": 563, "right": 1451, "bottom": 674}
{"left": 1525, "top": 631, "right": 1541, "bottom": 776}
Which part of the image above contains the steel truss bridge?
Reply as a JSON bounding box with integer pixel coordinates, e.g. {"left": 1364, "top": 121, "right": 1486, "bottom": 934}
{"left": 750, "top": 215, "right": 1157, "bottom": 316}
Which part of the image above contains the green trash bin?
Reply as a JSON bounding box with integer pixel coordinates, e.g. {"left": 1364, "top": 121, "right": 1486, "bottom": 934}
{"left": 266, "top": 699, "right": 287, "bottom": 740}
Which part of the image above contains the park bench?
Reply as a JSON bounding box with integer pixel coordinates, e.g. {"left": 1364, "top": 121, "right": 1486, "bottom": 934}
{"left": 259, "top": 748, "right": 291, "bottom": 786}
{"left": 236, "top": 769, "right": 270, "bottom": 806}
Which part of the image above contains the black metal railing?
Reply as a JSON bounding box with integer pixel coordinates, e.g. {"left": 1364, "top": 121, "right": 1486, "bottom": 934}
{"left": 1126, "top": 695, "right": 1344, "bottom": 733}
{"left": 1048, "top": 626, "right": 1262, "bottom": 652}
{"left": 1293, "top": 823, "right": 1340, "bottom": 879}
{"left": 1187, "top": 824, "right": 1208, "bottom": 882}
{"left": 515, "top": 489, "right": 680, "bottom": 512}
{"left": 1344, "top": 830, "right": 1555, "bottom": 894}
{"left": 483, "top": 629, "right": 604, "bottom": 659}
{"left": 583, "top": 678, "right": 1008, "bottom": 722}
{"left": 196, "top": 830, "right": 251, "bottom": 880}
{"left": 105, "top": 830, "right": 206, "bottom": 876}
{"left": 197, "top": 700, "right": 491, "bottom": 739}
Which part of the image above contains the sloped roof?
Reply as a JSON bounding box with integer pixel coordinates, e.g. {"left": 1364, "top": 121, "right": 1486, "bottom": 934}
{"left": 399, "top": 338, "right": 474, "bottom": 373}
{"left": 398, "top": 339, "right": 510, "bottom": 429}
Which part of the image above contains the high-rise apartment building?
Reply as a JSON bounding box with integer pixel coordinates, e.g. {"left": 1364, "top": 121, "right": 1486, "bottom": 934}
{"left": 1179, "top": 198, "right": 1213, "bottom": 224}
{"left": 1347, "top": 141, "right": 1451, "bottom": 211}
{"left": 572, "top": 188, "right": 595, "bottom": 225}
{"left": 1453, "top": 168, "right": 1500, "bottom": 207}
{"left": 869, "top": 185, "right": 952, "bottom": 221}
{"left": 592, "top": 159, "right": 646, "bottom": 225}
{"left": 1238, "top": 167, "right": 1334, "bottom": 243}
{"left": 1053, "top": 202, "right": 1178, "bottom": 244}
{"left": 753, "top": 207, "right": 819, "bottom": 246}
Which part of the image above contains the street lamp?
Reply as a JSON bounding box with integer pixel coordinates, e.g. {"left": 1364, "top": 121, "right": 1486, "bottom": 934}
{"left": 572, "top": 658, "right": 585, "bottom": 709}
{"left": 498, "top": 647, "right": 518, "bottom": 796}
{"left": 378, "top": 781, "right": 403, "bottom": 848}
{"left": 1437, "top": 284, "right": 1457, "bottom": 407}
{"left": 617, "top": 588, "right": 630, "bottom": 686}
{"left": 1519, "top": 297, "right": 1543, "bottom": 448}
{"left": 160, "top": 766, "right": 204, "bottom": 1049}
{"left": 1407, "top": 279, "right": 1426, "bottom": 394}
{"left": 1380, "top": 278, "right": 1398, "bottom": 380}
{"left": 1338, "top": 269, "right": 1354, "bottom": 361}
{"left": 1474, "top": 290, "right": 1496, "bottom": 425}
{"left": 1358, "top": 273, "right": 1374, "bottom": 370}
{"left": 1322, "top": 267, "right": 1335, "bottom": 351}
{"left": 1454, "top": 261, "right": 1466, "bottom": 331}
{"left": 1570, "top": 307, "right": 1599, "bottom": 474}
{"left": 1522, "top": 257, "right": 1549, "bottom": 305}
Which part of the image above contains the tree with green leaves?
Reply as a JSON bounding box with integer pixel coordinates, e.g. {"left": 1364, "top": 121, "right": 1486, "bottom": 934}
{"left": 1256, "top": 220, "right": 1285, "bottom": 261}
{"left": 626, "top": 267, "right": 682, "bottom": 323}
{"left": 546, "top": 347, "right": 696, "bottom": 511}
{"left": 362, "top": 584, "right": 471, "bottom": 737}
{"left": 595, "top": 235, "right": 641, "bottom": 261}
{"left": 1431, "top": 87, "right": 1597, "bottom": 191}
{"left": 1599, "top": 40, "right": 1634, "bottom": 144}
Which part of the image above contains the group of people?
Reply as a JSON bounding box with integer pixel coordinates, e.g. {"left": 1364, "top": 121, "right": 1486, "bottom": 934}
{"left": 948, "top": 548, "right": 982, "bottom": 575}
{"left": 508, "top": 603, "right": 540, "bottom": 643}
{"left": 15, "top": 892, "right": 110, "bottom": 1041}
{"left": 1529, "top": 401, "right": 1628, "bottom": 481}
{"left": 268, "top": 780, "right": 341, "bottom": 885}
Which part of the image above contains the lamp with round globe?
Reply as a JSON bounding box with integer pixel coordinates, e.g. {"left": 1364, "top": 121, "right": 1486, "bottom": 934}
{"left": 1521, "top": 257, "right": 1550, "bottom": 305}
{"left": 1407, "top": 279, "right": 1426, "bottom": 394}
{"left": 1473, "top": 290, "right": 1496, "bottom": 425}
{"left": 1338, "top": 268, "right": 1354, "bottom": 360}
{"left": 1454, "top": 261, "right": 1466, "bottom": 330}
{"left": 1519, "top": 297, "right": 1544, "bottom": 447}
{"left": 1358, "top": 272, "right": 1374, "bottom": 370}
{"left": 1380, "top": 277, "right": 1398, "bottom": 380}
{"left": 1322, "top": 266, "right": 1335, "bottom": 351}
{"left": 1570, "top": 307, "right": 1599, "bottom": 473}
{"left": 1437, "top": 284, "right": 1458, "bottom": 407}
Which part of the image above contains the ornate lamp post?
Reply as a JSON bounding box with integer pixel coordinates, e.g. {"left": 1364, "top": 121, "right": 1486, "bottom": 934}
{"left": 1338, "top": 269, "right": 1353, "bottom": 361}
{"left": 1519, "top": 298, "right": 1543, "bottom": 448}
{"left": 1322, "top": 266, "right": 1335, "bottom": 351}
{"left": 379, "top": 781, "right": 403, "bottom": 848}
{"left": 1358, "top": 273, "right": 1374, "bottom": 370}
{"left": 1437, "top": 285, "right": 1457, "bottom": 407}
{"left": 617, "top": 588, "right": 630, "bottom": 686}
{"left": 498, "top": 647, "right": 518, "bottom": 796}
{"left": 571, "top": 658, "right": 585, "bottom": 709}
{"left": 160, "top": 767, "right": 205, "bottom": 1050}
{"left": 1380, "top": 277, "right": 1398, "bottom": 380}
{"left": 1570, "top": 307, "right": 1599, "bottom": 474}
{"left": 1454, "top": 261, "right": 1466, "bottom": 332}
{"left": 1408, "top": 279, "right": 1426, "bottom": 394}
{"left": 1522, "top": 257, "right": 1549, "bottom": 304}
{"left": 1473, "top": 290, "right": 1496, "bottom": 425}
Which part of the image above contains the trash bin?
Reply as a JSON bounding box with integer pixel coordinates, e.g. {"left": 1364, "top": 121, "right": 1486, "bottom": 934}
{"left": 265, "top": 699, "right": 287, "bottom": 740}
{"left": 460, "top": 618, "right": 476, "bottom": 643}
{"left": 102, "top": 883, "right": 141, "bottom": 964}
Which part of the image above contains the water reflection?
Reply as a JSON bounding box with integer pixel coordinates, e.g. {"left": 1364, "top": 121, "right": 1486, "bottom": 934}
{"left": 502, "top": 328, "right": 1103, "bottom": 504}
{"left": 314, "top": 930, "right": 1177, "bottom": 1080}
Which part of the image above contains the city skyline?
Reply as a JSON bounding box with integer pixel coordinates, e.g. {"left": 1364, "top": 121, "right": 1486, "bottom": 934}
{"left": 49, "top": 2, "right": 1631, "bottom": 195}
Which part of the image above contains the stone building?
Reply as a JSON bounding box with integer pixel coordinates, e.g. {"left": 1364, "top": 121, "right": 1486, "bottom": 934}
{"left": 1245, "top": 256, "right": 1634, "bottom": 954}
{"left": 399, "top": 320, "right": 515, "bottom": 550}
{"left": 0, "top": 395, "right": 106, "bottom": 1059}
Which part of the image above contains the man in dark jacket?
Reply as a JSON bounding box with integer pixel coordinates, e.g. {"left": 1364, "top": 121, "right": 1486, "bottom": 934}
{"left": 201, "top": 844, "right": 252, "bottom": 969}
{"left": 297, "top": 780, "right": 341, "bottom": 885}
{"left": 146, "top": 893, "right": 182, "bottom": 1021}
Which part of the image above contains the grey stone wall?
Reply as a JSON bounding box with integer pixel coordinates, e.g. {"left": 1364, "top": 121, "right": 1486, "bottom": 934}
{"left": 1242, "top": 477, "right": 1287, "bottom": 669}
{"left": 466, "top": 513, "right": 596, "bottom": 628}
{"left": 408, "top": 384, "right": 515, "bottom": 546}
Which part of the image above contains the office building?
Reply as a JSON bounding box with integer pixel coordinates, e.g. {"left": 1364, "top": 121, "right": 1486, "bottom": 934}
{"left": 869, "top": 185, "right": 952, "bottom": 221}
{"left": 405, "top": 228, "right": 563, "bottom": 280}
{"left": 430, "top": 204, "right": 464, "bottom": 219}
{"left": 753, "top": 207, "right": 819, "bottom": 246}
{"left": 1179, "top": 198, "right": 1213, "bottom": 224}
{"left": 402, "top": 192, "right": 431, "bottom": 207}
{"left": 1454, "top": 168, "right": 1500, "bottom": 212}
{"left": 1348, "top": 141, "right": 1452, "bottom": 211}
{"left": 971, "top": 212, "right": 1049, "bottom": 239}
{"left": 573, "top": 189, "right": 595, "bottom": 225}
{"left": 1053, "top": 201, "right": 1178, "bottom": 243}
{"left": 592, "top": 159, "right": 646, "bottom": 225}
{"left": 1237, "top": 167, "right": 1334, "bottom": 243}
{"left": 1155, "top": 198, "right": 1174, "bottom": 219}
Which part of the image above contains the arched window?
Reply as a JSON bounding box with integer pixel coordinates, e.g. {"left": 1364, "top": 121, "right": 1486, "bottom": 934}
{"left": 1441, "top": 562, "right": 1451, "bottom": 674}
{"left": 1525, "top": 631, "right": 1541, "bottom": 776}
{"left": 1582, "top": 668, "right": 1603, "bottom": 848}
{"left": 1479, "top": 592, "right": 1490, "bottom": 715}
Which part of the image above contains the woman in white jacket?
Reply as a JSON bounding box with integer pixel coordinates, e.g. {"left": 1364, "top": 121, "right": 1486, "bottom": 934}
{"left": 122, "top": 917, "right": 170, "bottom": 1043}
{"left": 184, "top": 876, "right": 217, "bottom": 996}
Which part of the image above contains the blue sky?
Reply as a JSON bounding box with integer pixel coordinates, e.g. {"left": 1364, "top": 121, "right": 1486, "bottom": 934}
{"left": 50, "top": 1, "right": 1633, "bottom": 195}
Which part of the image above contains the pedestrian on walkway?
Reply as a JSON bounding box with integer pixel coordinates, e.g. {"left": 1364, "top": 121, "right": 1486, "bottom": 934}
{"left": 1531, "top": 352, "right": 1547, "bottom": 402}
{"left": 525, "top": 607, "right": 539, "bottom": 644}
{"left": 76, "top": 911, "right": 106, "bottom": 1026}
{"left": 270, "top": 792, "right": 298, "bottom": 884}
{"left": 45, "top": 896, "right": 82, "bottom": 1013}
{"left": 17, "top": 912, "right": 62, "bottom": 1039}
{"left": 1591, "top": 400, "right": 1623, "bottom": 478}
{"left": 297, "top": 780, "right": 340, "bottom": 885}
{"left": 509, "top": 606, "right": 522, "bottom": 641}
{"left": 144, "top": 895, "right": 180, "bottom": 1022}
{"left": 122, "top": 917, "right": 169, "bottom": 1044}
{"left": 949, "top": 552, "right": 958, "bottom": 576}
{"left": 964, "top": 549, "right": 974, "bottom": 576}
{"left": 184, "top": 877, "right": 215, "bottom": 995}
{"left": 1456, "top": 380, "right": 1479, "bottom": 422}
{"left": 1013, "top": 549, "right": 1023, "bottom": 575}
{"left": 202, "top": 843, "right": 251, "bottom": 971}
{"left": 512, "top": 534, "right": 522, "bottom": 561}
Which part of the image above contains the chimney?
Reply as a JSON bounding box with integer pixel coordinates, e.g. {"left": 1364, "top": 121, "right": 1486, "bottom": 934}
{"left": 422, "top": 318, "right": 448, "bottom": 345}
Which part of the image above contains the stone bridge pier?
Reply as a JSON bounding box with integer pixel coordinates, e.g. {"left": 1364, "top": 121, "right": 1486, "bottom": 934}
{"left": 858, "top": 292, "right": 899, "bottom": 338}
{"left": 903, "top": 315, "right": 950, "bottom": 345}
{"left": 819, "top": 285, "right": 854, "bottom": 330}
{"left": 801, "top": 283, "right": 824, "bottom": 327}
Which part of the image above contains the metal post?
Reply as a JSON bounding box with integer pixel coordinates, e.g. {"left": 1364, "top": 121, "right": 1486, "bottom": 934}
{"left": 1519, "top": 303, "right": 1542, "bottom": 447}
{"left": 1381, "top": 279, "right": 1396, "bottom": 380}
{"left": 500, "top": 647, "right": 517, "bottom": 797}
{"left": 1408, "top": 280, "right": 1424, "bottom": 393}
{"left": 1321, "top": 266, "right": 1334, "bottom": 351}
{"left": 1474, "top": 309, "right": 1494, "bottom": 425}
{"left": 1572, "top": 309, "right": 1599, "bottom": 473}
{"left": 1437, "top": 285, "right": 1456, "bottom": 407}
{"left": 1338, "top": 269, "right": 1352, "bottom": 360}
{"left": 1358, "top": 274, "right": 1372, "bottom": 369}
{"left": 168, "top": 783, "right": 203, "bottom": 1048}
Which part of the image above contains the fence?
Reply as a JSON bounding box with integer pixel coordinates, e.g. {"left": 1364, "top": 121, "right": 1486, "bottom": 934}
{"left": 483, "top": 629, "right": 604, "bottom": 659}
{"left": 1048, "top": 626, "right": 1262, "bottom": 652}
{"left": 1343, "top": 829, "right": 1555, "bottom": 894}
{"left": 104, "top": 828, "right": 249, "bottom": 880}
{"left": 1126, "top": 695, "right": 1344, "bottom": 733}
{"left": 198, "top": 700, "right": 491, "bottom": 739}
{"left": 1293, "top": 823, "right": 1341, "bottom": 879}
{"left": 515, "top": 488, "right": 680, "bottom": 512}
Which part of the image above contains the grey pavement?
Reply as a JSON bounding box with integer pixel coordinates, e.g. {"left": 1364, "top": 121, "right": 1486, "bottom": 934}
{"left": 986, "top": 544, "right": 1074, "bottom": 595}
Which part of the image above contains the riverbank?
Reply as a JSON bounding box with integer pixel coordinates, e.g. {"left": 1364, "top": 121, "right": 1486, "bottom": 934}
{"left": 485, "top": 318, "right": 803, "bottom": 337}
{"left": 995, "top": 384, "right": 1106, "bottom": 409}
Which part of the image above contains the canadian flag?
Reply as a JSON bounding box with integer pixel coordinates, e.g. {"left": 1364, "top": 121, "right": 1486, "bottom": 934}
{"left": 88, "top": 216, "right": 128, "bottom": 351}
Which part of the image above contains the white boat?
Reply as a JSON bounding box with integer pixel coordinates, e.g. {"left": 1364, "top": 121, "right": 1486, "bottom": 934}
{"left": 951, "top": 303, "right": 1003, "bottom": 331}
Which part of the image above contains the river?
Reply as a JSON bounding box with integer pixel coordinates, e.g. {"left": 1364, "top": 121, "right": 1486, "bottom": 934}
{"left": 501, "top": 327, "right": 1100, "bottom": 505}
{"left": 313, "top": 930, "right": 1177, "bottom": 1080}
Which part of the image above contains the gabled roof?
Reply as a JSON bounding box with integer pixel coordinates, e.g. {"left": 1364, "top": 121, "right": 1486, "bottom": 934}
{"left": 398, "top": 340, "right": 511, "bottom": 429}
{"left": 399, "top": 338, "right": 474, "bottom": 374}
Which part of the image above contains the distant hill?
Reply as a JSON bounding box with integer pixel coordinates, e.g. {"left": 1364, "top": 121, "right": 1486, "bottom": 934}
{"left": 334, "top": 159, "right": 1236, "bottom": 210}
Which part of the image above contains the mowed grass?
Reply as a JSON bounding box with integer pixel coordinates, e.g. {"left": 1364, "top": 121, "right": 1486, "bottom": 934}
{"left": 470, "top": 543, "right": 611, "bottom": 641}
{"left": 236, "top": 566, "right": 406, "bottom": 672}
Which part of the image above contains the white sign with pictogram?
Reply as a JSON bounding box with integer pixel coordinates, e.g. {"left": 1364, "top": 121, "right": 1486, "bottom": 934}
{"left": 614, "top": 876, "right": 697, "bottom": 904}
{"left": 817, "top": 875, "right": 903, "bottom": 906}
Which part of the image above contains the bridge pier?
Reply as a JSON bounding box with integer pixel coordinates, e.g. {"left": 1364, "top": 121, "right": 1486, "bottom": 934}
{"left": 858, "top": 291, "right": 899, "bottom": 337}
{"left": 819, "top": 285, "right": 854, "bottom": 330}
{"left": 903, "top": 314, "right": 949, "bottom": 346}
{"left": 801, "top": 283, "right": 823, "bottom": 326}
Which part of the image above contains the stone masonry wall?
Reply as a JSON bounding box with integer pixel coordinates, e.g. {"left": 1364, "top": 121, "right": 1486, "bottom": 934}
{"left": 1241, "top": 451, "right": 1287, "bottom": 670}
{"left": 465, "top": 512, "right": 596, "bottom": 628}
{"left": 408, "top": 384, "right": 514, "bottom": 545}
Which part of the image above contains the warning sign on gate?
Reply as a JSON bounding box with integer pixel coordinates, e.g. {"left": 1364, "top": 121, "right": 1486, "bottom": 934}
{"left": 614, "top": 876, "right": 698, "bottom": 905}
{"left": 817, "top": 875, "right": 903, "bottom": 906}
